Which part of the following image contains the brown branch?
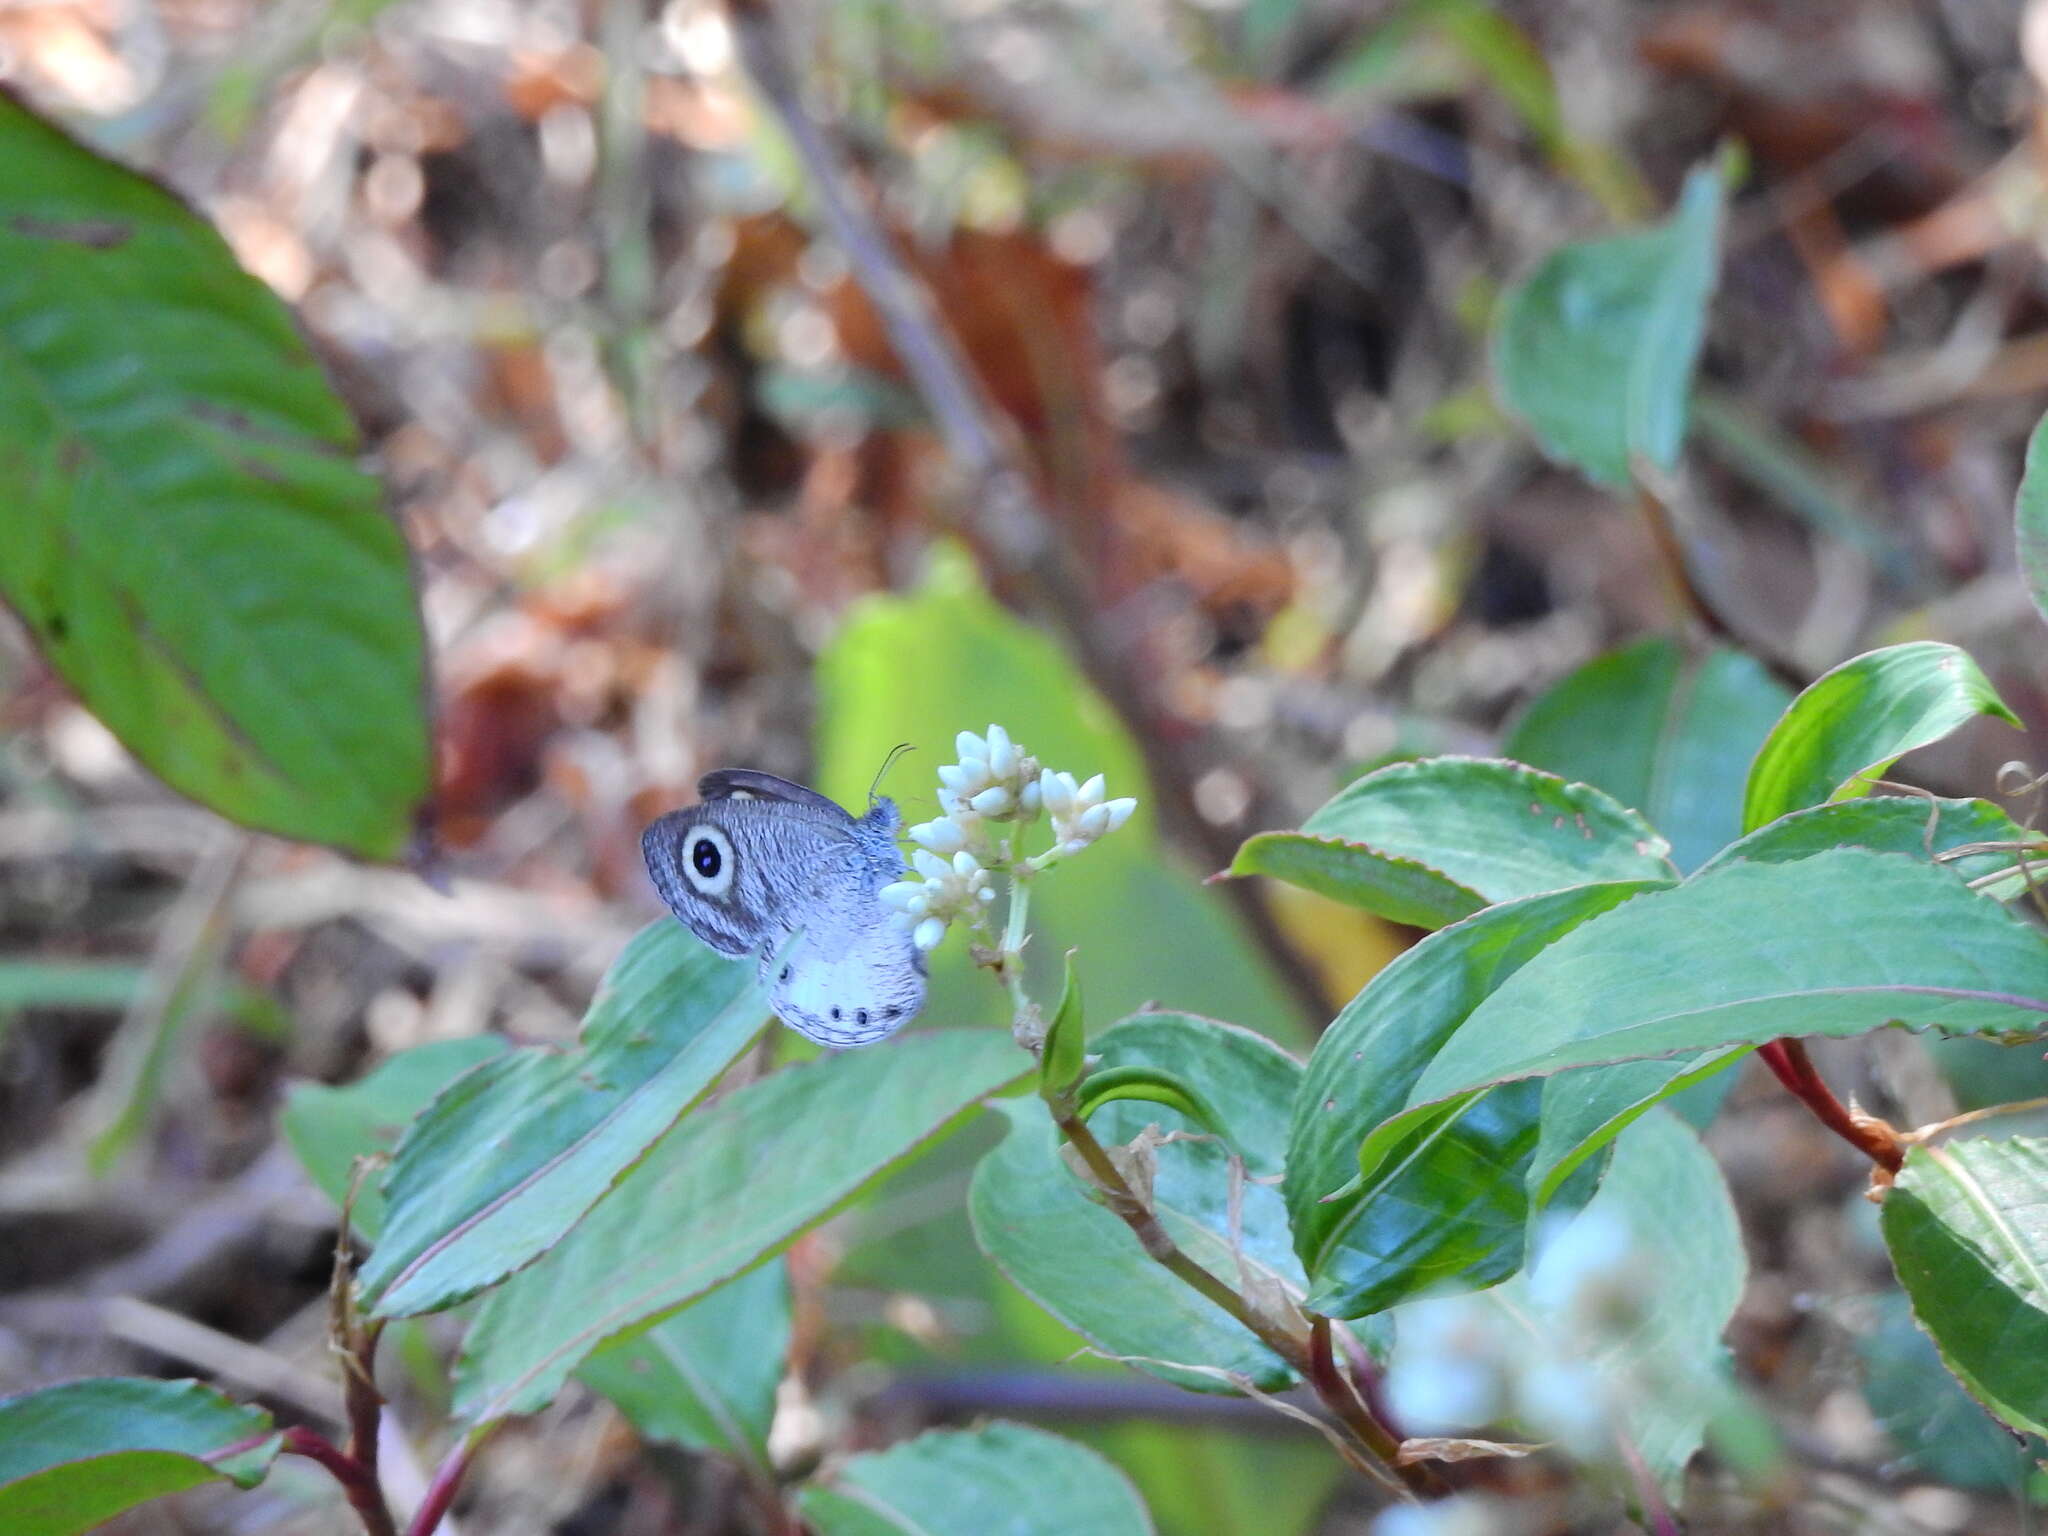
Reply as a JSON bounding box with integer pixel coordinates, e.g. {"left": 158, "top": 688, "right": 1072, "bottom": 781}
{"left": 1756, "top": 1039, "right": 1904, "bottom": 1171}
{"left": 283, "top": 1425, "right": 398, "bottom": 1536}
{"left": 1051, "top": 1108, "right": 1427, "bottom": 1495}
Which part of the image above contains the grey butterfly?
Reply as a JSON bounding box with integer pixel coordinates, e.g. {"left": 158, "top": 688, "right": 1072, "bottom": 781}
{"left": 641, "top": 769, "right": 926, "bottom": 1047}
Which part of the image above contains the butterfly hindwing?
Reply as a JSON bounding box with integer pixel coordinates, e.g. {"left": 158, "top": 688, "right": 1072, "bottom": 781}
{"left": 641, "top": 769, "right": 926, "bottom": 1046}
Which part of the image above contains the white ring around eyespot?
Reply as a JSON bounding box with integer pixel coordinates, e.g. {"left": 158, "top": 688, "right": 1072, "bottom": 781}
{"left": 683, "top": 825, "right": 736, "bottom": 898}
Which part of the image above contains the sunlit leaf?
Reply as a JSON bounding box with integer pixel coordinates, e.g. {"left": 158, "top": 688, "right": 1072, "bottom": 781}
{"left": 454, "top": 1030, "right": 1024, "bottom": 1422}
{"left": 1230, "top": 757, "right": 1674, "bottom": 929}
{"left": 1741, "top": 642, "right": 2018, "bottom": 834}
{"left": 361, "top": 926, "right": 766, "bottom": 1317}
{"left": 0, "top": 99, "right": 429, "bottom": 858}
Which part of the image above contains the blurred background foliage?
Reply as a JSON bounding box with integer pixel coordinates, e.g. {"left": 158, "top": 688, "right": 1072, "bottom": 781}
{"left": 7, "top": 0, "right": 2048, "bottom": 1530}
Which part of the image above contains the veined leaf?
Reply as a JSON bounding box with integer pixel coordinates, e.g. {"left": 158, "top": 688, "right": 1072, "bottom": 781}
{"left": 0, "top": 98, "right": 429, "bottom": 858}
{"left": 1741, "top": 643, "right": 2018, "bottom": 834}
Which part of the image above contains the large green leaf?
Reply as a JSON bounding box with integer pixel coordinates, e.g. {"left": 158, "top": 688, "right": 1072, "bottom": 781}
{"left": 361, "top": 925, "right": 766, "bottom": 1317}
{"left": 1288, "top": 881, "right": 1664, "bottom": 1317}
{"left": 813, "top": 548, "right": 1308, "bottom": 1043}
{"left": 0, "top": 98, "right": 428, "bottom": 859}
{"left": 1493, "top": 162, "right": 1722, "bottom": 487}
{"left": 1740, "top": 642, "right": 2019, "bottom": 834}
{"left": 281, "top": 1035, "right": 511, "bottom": 1242}
{"left": 971, "top": 1012, "right": 1303, "bottom": 1393}
{"left": 0, "top": 1377, "right": 279, "bottom": 1536}
{"left": 1702, "top": 795, "right": 2029, "bottom": 880}
{"left": 1361, "top": 851, "right": 2048, "bottom": 1193}
{"left": 2016, "top": 407, "right": 2048, "bottom": 630}
{"left": 1882, "top": 1137, "right": 2048, "bottom": 1439}
{"left": 575, "top": 1261, "right": 789, "bottom": 1474}
{"left": 1503, "top": 637, "right": 1791, "bottom": 870}
{"left": 1229, "top": 757, "right": 1674, "bottom": 928}
{"left": 454, "top": 1029, "right": 1024, "bottom": 1423}
{"left": 1858, "top": 1288, "right": 2043, "bottom": 1493}
{"left": 797, "top": 1422, "right": 1152, "bottom": 1536}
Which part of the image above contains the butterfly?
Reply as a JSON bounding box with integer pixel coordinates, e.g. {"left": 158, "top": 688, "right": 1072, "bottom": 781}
{"left": 641, "top": 769, "right": 927, "bottom": 1046}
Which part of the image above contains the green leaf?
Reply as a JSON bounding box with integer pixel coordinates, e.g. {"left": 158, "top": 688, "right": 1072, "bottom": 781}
{"left": 0, "top": 98, "right": 429, "bottom": 859}
{"left": 1074, "top": 1065, "right": 1222, "bottom": 1131}
{"left": 797, "top": 1422, "right": 1152, "bottom": 1536}
{"left": 1702, "top": 794, "right": 2030, "bottom": 889}
{"left": 575, "top": 1261, "right": 789, "bottom": 1474}
{"left": 1362, "top": 850, "right": 2048, "bottom": 1193}
{"left": 2016, "top": 407, "right": 2048, "bottom": 631}
{"left": 1041, "top": 950, "right": 1086, "bottom": 1097}
{"left": 281, "top": 1036, "right": 511, "bottom": 1243}
{"left": 1858, "top": 1288, "right": 2043, "bottom": 1492}
{"left": 0, "top": 1377, "right": 280, "bottom": 1536}
{"left": 1503, "top": 637, "right": 1791, "bottom": 871}
{"left": 813, "top": 546, "right": 1309, "bottom": 1044}
{"left": 361, "top": 925, "right": 767, "bottom": 1317}
{"left": 1882, "top": 1136, "right": 2048, "bottom": 1439}
{"left": 454, "top": 1029, "right": 1024, "bottom": 1423}
{"left": 1493, "top": 162, "right": 1722, "bottom": 487}
{"left": 1229, "top": 757, "right": 1674, "bottom": 928}
{"left": 971, "top": 1012, "right": 1305, "bottom": 1393}
{"left": 1288, "top": 881, "right": 1662, "bottom": 1318}
{"left": 1740, "top": 642, "right": 2019, "bottom": 834}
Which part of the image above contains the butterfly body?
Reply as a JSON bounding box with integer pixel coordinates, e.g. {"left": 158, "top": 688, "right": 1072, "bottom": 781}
{"left": 642, "top": 769, "right": 926, "bottom": 1046}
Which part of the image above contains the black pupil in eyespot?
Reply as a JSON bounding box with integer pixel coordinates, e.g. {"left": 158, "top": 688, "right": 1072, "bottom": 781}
{"left": 692, "top": 839, "right": 720, "bottom": 878}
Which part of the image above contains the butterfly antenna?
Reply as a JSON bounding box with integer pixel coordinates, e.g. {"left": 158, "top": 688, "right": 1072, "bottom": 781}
{"left": 870, "top": 742, "right": 916, "bottom": 804}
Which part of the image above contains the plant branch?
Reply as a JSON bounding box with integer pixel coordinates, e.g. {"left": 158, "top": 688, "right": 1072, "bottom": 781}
{"left": 1756, "top": 1039, "right": 1904, "bottom": 1171}
{"left": 1050, "top": 1107, "right": 1427, "bottom": 1494}
{"left": 406, "top": 1424, "right": 497, "bottom": 1536}
{"left": 283, "top": 1425, "right": 398, "bottom": 1536}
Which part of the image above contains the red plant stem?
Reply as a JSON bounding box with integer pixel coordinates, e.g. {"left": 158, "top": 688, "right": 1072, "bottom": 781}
{"left": 345, "top": 1325, "right": 386, "bottom": 1488}
{"left": 1756, "top": 1039, "right": 1904, "bottom": 1172}
{"left": 406, "top": 1425, "right": 496, "bottom": 1536}
{"left": 283, "top": 1425, "right": 398, "bottom": 1536}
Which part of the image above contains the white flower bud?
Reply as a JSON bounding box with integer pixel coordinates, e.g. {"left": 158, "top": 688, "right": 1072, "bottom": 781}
{"left": 910, "top": 818, "right": 965, "bottom": 855}
{"left": 936, "top": 764, "right": 974, "bottom": 795}
{"left": 955, "top": 730, "right": 988, "bottom": 763}
{"left": 1039, "top": 770, "right": 1077, "bottom": 818}
{"left": 1018, "top": 779, "right": 1042, "bottom": 816}
{"left": 914, "top": 917, "right": 946, "bottom": 952}
{"left": 912, "top": 849, "right": 950, "bottom": 881}
{"left": 1077, "top": 773, "right": 1106, "bottom": 807}
{"left": 1078, "top": 803, "right": 1111, "bottom": 839}
{"left": 1099, "top": 797, "right": 1136, "bottom": 834}
{"left": 951, "top": 850, "right": 982, "bottom": 878}
{"left": 977, "top": 885, "right": 997, "bottom": 901}
{"left": 985, "top": 725, "right": 1018, "bottom": 778}
{"left": 881, "top": 880, "right": 925, "bottom": 912}
{"left": 969, "top": 785, "right": 1012, "bottom": 816}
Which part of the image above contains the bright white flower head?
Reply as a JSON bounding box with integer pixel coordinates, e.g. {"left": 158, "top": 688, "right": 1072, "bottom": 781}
{"left": 1038, "top": 768, "right": 1135, "bottom": 856}
{"left": 889, "top": 723, "right": 1139, "bottom": 956}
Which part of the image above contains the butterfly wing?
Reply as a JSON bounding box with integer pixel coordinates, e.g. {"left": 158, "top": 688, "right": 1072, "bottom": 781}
{"left": 643, "top": 773, "right": 926, "bottom": 1046}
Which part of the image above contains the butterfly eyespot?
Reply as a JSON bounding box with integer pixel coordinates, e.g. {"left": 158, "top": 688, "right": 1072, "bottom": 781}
{"left": 856, "top": 1009, "right": 870, "bottom": 1026}
{"left": 881, "top": 1006, "right": 898, "bottom": 1019}
{"left": 691, "top": 839, "right": 721, "bottom": 878}
{"left": 779, "top": 964, "right": 793, "bottom": 983}
{"left": 830, "top": 1006, "right": 842, "bottom": 1020}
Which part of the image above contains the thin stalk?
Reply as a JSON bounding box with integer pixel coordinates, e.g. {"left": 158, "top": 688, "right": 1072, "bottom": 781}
{"left": 405, "top": 1424, "right": 498, "bottom": 1536}
{"left": 283, "top": 1425, "right": 398, "bottom": 1536}
{"left": 343, "top": 1323, "right": 386, "bottom": 1496}
{"left": 1051, "top": 1108, "right": 1425, "bottom": 1495}
{"left": 1756, "top": 1039, "right": 1904, "bottom": 1171}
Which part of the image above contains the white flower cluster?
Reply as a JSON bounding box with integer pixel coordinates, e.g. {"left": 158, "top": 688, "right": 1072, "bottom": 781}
{"left": 880, "top": 725, "right": 1138, "bottom": 953}
{"left": 1381, "top": 1209, "right": 1651, "bottom": 1462}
